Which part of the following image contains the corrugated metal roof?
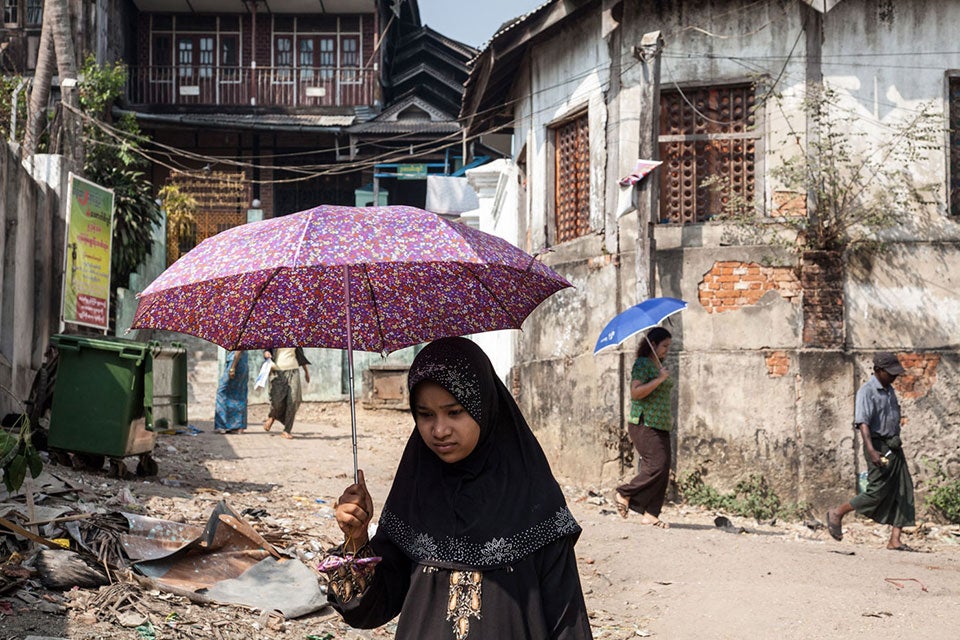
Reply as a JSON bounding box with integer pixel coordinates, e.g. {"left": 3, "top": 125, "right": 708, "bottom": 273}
{"left": 471, "top": 0, "right": 557, "bottom": 62}
{"left": 347, "top": 120, "right": 461, "bottom": 135}
{"left": 117, "top": 110, "right": 355, "bottom": 131}
{"left": 461, "top": 0, "right": 597, "bottom": 135}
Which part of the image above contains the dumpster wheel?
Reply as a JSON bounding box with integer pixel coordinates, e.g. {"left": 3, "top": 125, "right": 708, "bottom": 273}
{"left": 74, "top": 453, "right": 105, "bottom": 472}
{"left": 136, "top": 453, "right": 159, "bottom": 477}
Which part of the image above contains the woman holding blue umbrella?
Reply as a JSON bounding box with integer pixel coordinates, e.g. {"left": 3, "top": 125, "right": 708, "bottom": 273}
{"left": 614, "top": 327, "right": 674, "bottom": 527}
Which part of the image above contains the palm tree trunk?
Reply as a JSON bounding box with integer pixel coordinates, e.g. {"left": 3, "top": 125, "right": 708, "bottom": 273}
{"left": 23, "top": 2, "right": 55, "bottom": 157}
{"left": 23, "top": 0, "right": 81, "bottom": 166}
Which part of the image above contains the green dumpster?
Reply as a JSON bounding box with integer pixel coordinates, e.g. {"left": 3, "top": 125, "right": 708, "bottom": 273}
{"left": 48, "top": 334, "right": 153, "bottom": 458}
{"left": 145, "top": 341, "right": 189, "bottom": 432}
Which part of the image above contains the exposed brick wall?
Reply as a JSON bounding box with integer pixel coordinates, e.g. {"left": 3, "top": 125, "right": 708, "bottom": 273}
{"left": 801, "top": 251, "right": 844, "bottom": 348}
{"left": 254, "top": 15, "right": 271, "bottom": 66}
{"left": 259, "top": 166, "right": 275, "bottom": 218}
{"left": 136, "top": 14, "right": 149, "bottom": 66}
{"left": 360, "top": 14, "right": 375, "bottom": 66}
{"left": 698, "top": 261, "right": 800, "bottom": 313}
{"left": 764, "top": 351, "right": 790, "bottom": 377}
{"left": 894, "top": 352, "right": 940, "bottom": 401}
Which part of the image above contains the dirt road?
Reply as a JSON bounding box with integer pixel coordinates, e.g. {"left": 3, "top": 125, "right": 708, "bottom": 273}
{"left": 12, "top": 401, "right": 960, "bottom": 639}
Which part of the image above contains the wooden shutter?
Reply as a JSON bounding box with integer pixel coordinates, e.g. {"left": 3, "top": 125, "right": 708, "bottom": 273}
{"left": 554, "top": 114, "right": 590, "bottom": 242}
{"left": 659, "top": 85, "right": 756, "bottom": 224}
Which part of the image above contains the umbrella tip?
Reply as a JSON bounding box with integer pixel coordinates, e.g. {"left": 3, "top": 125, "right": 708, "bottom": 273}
{"left": 533, "top": 245, "right": 554, "bottom": 259}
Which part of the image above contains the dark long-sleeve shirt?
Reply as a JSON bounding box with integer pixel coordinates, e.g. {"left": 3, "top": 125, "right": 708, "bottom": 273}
{"left": 330, "top": 530, "right": 593, "bottom": 640}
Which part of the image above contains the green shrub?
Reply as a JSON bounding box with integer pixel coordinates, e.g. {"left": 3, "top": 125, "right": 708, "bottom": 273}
{"left": 926, "top": 475, "right": 960, "bottom": 524}
{"left": 678, "top": 467, "right": 804, "bottom": 522}
{"left": 0, "top": 414, "right": 43, "bottom": 493}
{"left": 678, "top": 467, "right": 737, "bottom": 512}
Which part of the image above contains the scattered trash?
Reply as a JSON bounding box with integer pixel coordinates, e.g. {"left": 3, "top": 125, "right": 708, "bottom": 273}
{"left": 134, "top": 620, "right": 157, "bottom": 638}
{"left": 829, "top": 549, "right": 856, "bottom": 556}
{"left": 714, "top": 515, "right": 747, "bottom": 534}
{"left": 36, "top": 549, "right": 110, "bottom": 589}
{"left": 884, "top": 577, "right": 928, "bottom": 592}
{"left": 862, "top": 611, "right": 893, "bottom": 618}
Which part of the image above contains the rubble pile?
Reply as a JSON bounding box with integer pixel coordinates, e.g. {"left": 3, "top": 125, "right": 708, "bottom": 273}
{"left": 0, "top": 458, "right": 372, "bottom": 640}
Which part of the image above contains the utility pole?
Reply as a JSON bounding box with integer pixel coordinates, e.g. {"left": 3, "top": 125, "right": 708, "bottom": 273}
{"left": 633, "top": 31, "right": 663, "bottom": 302}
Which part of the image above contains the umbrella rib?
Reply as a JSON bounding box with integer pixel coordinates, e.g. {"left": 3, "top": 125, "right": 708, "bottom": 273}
{"left": 461, "top": 263, "right": 521, "bottom": 328}
{"left": 291, "top": 211, "right": 313, "bottom": 267}
{"left": 231, "top": 267, "right": 283, "bottom": 350}
{"left": 358, "top": 264, "right": 387, "bottom": 352}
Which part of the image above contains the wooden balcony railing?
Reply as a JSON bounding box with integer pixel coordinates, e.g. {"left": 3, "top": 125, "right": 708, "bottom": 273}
{"left": 125, "top": 65, "right": 377, "bottom": 108}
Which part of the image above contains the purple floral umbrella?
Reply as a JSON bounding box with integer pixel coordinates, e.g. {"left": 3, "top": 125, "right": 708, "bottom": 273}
{"left": 131, "top": 204, "right": 571, "bottom": 478}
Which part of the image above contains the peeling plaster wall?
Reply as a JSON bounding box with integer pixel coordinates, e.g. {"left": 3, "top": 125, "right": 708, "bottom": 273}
{"left": 823, "top": 0, "right": 960, "bottom": 238}
{"left": 651, "top": 240, "right": 960, "bottom": 509}
{"left": 508, "top": 0, "right": 960, "bottom": 513}
{"left": 510, "top": 12, "right": 620, "bottom": 482}
{"left": 846, "top": 244, "right": 960, "bottom": 348}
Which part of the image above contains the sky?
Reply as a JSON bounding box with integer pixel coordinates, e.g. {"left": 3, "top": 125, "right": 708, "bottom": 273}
{"left": 416, "top": 0, "right": 548, "bottom": 49}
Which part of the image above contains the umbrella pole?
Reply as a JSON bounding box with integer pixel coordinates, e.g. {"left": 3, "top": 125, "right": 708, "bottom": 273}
{"left": 344, "top": 265, "right": 359, "bottom": 484}
{"left": 645, "top": 335, "right": 664, "bottom": 370}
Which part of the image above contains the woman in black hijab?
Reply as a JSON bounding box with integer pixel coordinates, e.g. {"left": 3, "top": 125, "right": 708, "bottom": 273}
{"left": 328, "top": 337, "right": 592, "bottom": 640}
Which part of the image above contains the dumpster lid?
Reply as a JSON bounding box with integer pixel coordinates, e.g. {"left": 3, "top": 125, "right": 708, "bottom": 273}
{"left": 51, "top": 333, "right": 150, "bottom": 357}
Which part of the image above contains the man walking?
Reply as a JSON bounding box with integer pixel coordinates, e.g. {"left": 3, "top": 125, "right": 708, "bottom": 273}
{"left": 826, "top": 352, "right": 916, "bottom": 551}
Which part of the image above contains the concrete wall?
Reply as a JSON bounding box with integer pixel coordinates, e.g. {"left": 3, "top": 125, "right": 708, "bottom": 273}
{"left": 507, "top": 10, "right": 624, "bottom": 481}
{"left": 503, "top": 0, "right": 960, "bottom": 513}
{"left": 465, "top": 159, "right": 522, "bottom": 385}
{"left": 0, "top": 146, "right": 65, "bottom": 418}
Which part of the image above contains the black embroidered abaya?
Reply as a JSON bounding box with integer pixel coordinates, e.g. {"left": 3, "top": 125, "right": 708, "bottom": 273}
{"left": 329, "top": 337, "right": 593, "bottom": 640}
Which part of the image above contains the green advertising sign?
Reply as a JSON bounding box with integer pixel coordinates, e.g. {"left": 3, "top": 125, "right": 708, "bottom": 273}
{"left": 62, "top": 173, "right": 115, "bottom": 330}
{"left": 397, "top": 163, "right": 428, "bottom": 180}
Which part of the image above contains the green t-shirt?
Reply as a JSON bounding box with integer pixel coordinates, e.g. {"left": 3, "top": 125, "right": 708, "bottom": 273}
{"left": 629, "top": 356, "right": 674, "bottom": 431}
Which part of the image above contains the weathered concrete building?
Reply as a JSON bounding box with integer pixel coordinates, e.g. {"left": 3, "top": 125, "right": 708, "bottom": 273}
{"left": 461, "top": 0, "right": 960, "bottom": 512}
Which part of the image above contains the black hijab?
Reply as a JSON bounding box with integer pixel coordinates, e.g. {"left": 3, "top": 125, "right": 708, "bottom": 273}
{"left": 378, "top": 337, "right": 580, "bottom": 570}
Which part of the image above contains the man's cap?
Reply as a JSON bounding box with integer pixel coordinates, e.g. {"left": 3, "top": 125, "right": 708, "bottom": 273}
{"left": 873, "top": 352, "right": 905, "bottom": 376}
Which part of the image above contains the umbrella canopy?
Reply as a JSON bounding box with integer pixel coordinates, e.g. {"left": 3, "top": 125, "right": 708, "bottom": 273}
{"left": 132, "top": 205, "right": 572, "bottom": 481}
{"left": 132, "top": 205, "right": 571, "bottom": 352}
{"left": 593, "top": 297, "right": 687, "bottom": 355}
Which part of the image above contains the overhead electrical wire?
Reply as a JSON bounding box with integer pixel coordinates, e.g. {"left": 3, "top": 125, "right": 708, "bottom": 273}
{"left": 54, "top": 21, "right": 952, "bottom": 186}
{"left": 61, "top": 52, "right": 637, "bottom": 180}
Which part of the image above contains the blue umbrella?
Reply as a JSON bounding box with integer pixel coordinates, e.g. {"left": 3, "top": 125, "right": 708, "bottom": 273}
{"left": 594, "top": 297, "right": 687, "bottom": 355}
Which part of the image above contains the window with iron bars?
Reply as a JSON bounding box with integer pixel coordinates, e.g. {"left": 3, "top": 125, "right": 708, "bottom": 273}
{"left": 949, "top": 75, "right": 960, "bottom": 216}
{"left": 3, "top": 0, "right": 18, "bottom": 25}
{"left": 658, "top": 84, "right": 758, "bottom": 224}
{"left": 553, "top": 112, "right": 590, "bottom": 243}
{"left": 25, "top": 0, "right": 41, "bottom": 26}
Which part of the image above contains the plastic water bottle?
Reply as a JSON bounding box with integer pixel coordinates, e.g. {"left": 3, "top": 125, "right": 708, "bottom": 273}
{"left": 858, "top": 471, "right": 868, "bottom": 494}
